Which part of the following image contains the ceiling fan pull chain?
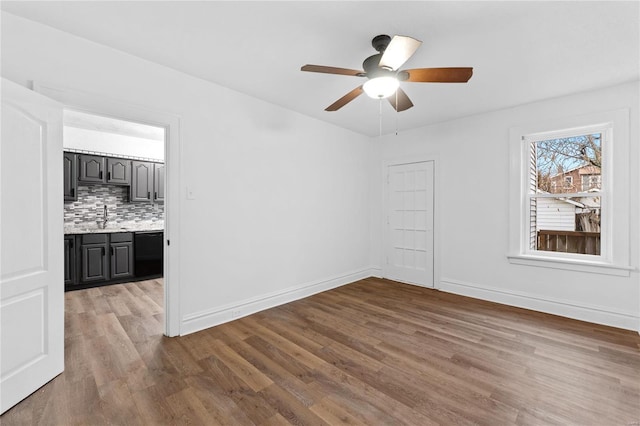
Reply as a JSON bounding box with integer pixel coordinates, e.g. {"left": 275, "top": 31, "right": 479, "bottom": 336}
{"left": 395, "top": 90, "right": 399, "bottom": 136}
{"left": 379, "top": 98, "right": 383, "bottom": 137}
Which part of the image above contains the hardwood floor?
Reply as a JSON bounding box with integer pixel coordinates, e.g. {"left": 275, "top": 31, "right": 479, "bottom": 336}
{"left": 2, "top": 277, "right": 639, "bottom": 425}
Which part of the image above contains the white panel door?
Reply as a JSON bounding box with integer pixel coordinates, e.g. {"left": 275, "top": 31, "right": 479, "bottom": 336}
{"left": 384, "top": 161, "right": 434, "bottom": 287}
{"left": 1, "top": 79, "right": 64, "bottom": 414}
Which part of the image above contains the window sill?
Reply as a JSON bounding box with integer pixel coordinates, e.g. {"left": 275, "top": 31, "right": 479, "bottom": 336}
{"left": 507, "top": 254, "right": 634, "bottom": 277}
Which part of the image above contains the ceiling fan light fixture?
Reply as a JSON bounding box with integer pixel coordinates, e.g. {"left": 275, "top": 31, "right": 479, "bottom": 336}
{"left": 363, "top": 76, "right": 399, "bottom": 99}
{"left": 301, "top": 33, "right": 473, "bottom": 112}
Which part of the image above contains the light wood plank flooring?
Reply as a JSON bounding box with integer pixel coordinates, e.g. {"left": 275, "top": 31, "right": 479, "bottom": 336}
{"left": 2, "top": 277, "right": 639, "bottom": 425}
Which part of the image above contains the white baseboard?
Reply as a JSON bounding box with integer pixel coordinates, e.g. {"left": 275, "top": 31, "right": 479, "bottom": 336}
{"left": 180, "top": 268, "right": 376, "bottom": 335}
{"left": 369, "top": 266, "right": 382, "bottom": 278}
{"left": 439, "top": 277, "right": 639, "bottom": 331}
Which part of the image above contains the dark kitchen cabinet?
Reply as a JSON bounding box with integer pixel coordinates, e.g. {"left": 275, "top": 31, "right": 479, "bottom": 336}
{"left": 110, "top": 233, "right": 134, "bottom": 279}
{"left": 64, "top": 235, "right": 76, "bottom": 285}
{"left": 130, "top": 161, "right": 154, "bottom": 202}
{"left": 65, "top": 234, "right": 128, "bottom": 288}
{"left": 78, "top": 154, "right": 106, "bottom": 183}
{"left": 63, "top": 152, "right": 78, "bottom": 201}
{"left": 153, "top": 163, "right": 165, "bottom": 203}
{"left": 74, "top": 153, "right": 132, "bottom": 186}
{"left": 66, "top": 232, "right": 150, "bottom": 290}
{"left": 111, "top": 242, "right": 134, "bottom": 279}
{"left": 80, "top": 238, "right": 109, "bottom": 283}
{"left": 106, "top": 157, "right": 131, "bottom": 185}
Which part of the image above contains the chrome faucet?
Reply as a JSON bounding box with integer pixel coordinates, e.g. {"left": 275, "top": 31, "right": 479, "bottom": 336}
{"left": 102, "top": 205, "right": 109, "bottom": 228}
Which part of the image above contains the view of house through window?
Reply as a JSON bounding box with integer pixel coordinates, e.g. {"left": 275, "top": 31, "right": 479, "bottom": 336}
{"left": 529, "top": 133, "right": 602, "bottom": 255}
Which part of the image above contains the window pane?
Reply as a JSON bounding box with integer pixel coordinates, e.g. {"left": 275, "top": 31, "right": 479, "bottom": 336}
{"left": 531, "top": 133, "right": 601, "bottom": 194}
{"left": 528, "top": 132, "right": 602, "bottom": 257}
{"left": 533, "top": 195, "right": 600, "bottom": 255}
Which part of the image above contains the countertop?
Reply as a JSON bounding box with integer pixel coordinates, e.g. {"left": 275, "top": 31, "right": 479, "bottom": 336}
{"left": 64, "top": 221, "right": 164, "bottom": 235}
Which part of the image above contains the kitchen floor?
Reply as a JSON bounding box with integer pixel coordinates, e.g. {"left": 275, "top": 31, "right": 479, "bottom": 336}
{"left": 65, "top": 278, "right": 163, "bottom": 321}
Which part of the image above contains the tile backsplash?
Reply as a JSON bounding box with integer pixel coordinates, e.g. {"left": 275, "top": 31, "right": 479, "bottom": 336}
{"left": 64, "top": 185, "right": 164, "bottom": 225}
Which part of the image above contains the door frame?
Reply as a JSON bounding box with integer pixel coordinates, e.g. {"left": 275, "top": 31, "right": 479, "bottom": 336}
{"left": 382, "top": 155, "right": 440, "bottom": 289}
{"left": 33, "top": 81, "right": 182, "bottom": 336}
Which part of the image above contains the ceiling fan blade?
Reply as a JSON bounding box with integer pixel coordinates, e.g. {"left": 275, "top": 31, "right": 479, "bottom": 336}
{"left": 379, "top": 35, "right": 422, "bottom": 71}
{"left": 325, "top": 86, "right": 364, "bottom": 111}
{"left": 301, "top": 64, "right": 364, "bottom": 76}
{"left": 387, "top": 87, "right": 414, "bottom": 112}
{"left": 402, "top": 67, "right": 473, "bottom": 83}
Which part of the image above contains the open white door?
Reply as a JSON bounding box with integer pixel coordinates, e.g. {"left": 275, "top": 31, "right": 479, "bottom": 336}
{"left": 1, "top": 79, "right": 64, "bottom": 414}
{"left": 384, "top": 161, "right": 434, "bottom": 287}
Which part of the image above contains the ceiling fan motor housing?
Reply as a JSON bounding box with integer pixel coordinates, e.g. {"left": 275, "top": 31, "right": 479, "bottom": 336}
{"left": 363, "top": 53, "right": 395, "bottom": 79}
{"left": 371, "top": 34, "right": 391, "bottom": 52}
{"left": 364, "top": 35, "right": 397, "bottom": 78}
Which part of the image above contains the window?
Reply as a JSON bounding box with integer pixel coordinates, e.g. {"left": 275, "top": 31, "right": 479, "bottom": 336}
{"left": 581, "top": 174, "right": 601, "bottom": 192}
{"left": 529, "top": 132, "right": 602, "bottom": 255}
{"left": 508, "top": 109, "right": 631, "bottom": 276}
{"left": 563, "top": 176, "right": 573, "bottom": 188}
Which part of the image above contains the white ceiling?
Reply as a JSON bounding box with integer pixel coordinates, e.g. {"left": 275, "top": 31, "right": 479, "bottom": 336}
{"left": 2, "top": 1, "right": 638, "bottom": 137}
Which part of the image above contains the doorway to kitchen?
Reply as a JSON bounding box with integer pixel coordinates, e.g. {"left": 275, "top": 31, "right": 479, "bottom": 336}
{"left": 34, "top": 80, "right": 182, "bottom": 337}
{"left": 63, "top": 109, "right": 168, "bottom": 326}
{"left": 36, "top": 82, "right": 181, "bottom": 336}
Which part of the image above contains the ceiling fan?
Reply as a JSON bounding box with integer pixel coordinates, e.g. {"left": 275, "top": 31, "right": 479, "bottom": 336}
{"left": 301, "top": 34, "right": 473, "bottom": 112}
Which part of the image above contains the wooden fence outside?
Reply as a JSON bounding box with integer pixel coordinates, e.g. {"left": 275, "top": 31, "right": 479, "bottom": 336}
{"left": 537, "top": 230, "right": 600, "bottom": 255}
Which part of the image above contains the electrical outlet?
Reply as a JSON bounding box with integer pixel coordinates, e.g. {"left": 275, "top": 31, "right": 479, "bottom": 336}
{"left": 231, "top": 310, "right": 241, "bottom": 319}
{"left": 186, "top": 186, "right": 196, "bottom": 200}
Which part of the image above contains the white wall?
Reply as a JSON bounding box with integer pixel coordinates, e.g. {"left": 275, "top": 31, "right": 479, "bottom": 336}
{"left": 64, "top": 127, "right": 165, "bottom": 161}
{"left": 372, "top": 81, "right": 640, "bottom": 331}
{"left": 1, "top": 13, "right": 372, "bottom": 334}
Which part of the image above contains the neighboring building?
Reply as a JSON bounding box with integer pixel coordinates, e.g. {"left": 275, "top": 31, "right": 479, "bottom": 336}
{"left": 537, "top": 196, "right": 578, "bottom": 231}
{"left": 536, "top": 194, "right": 601, "bottom": 233}
{"left": 549, "top": 164, "right": 601, "bottom": 194}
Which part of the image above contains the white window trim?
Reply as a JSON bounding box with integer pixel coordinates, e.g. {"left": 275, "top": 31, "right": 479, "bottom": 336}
{"left": 508, "top": 109, "right": 632, "bottom": 276}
